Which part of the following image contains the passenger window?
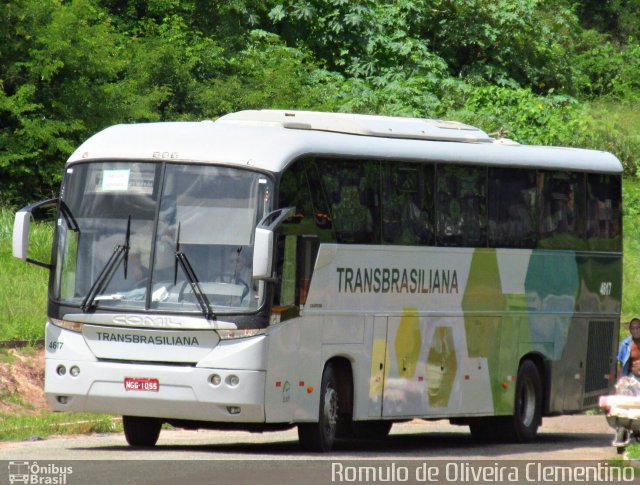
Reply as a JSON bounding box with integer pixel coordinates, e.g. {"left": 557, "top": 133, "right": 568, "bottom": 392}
{"left": 488, "top": 168, "right": 536, "bottom": 248}
{"left": 316, "top": 158, "right": 380, "bottom": 244}
{"left": 538, "top": 171, "right": 586, "bottom": 249}
{"left": 275, "top": 160, "right": 328, "bottom": 312}
{"left": 278, "top": 159, "right": 333, "bottom": 242}
{"left": 436, "top": 165, "right": 487, "bottom": 247}
{"left": 586, "top": 174, "right": 622, "bottom": 251}
{"left": 382, "top": 162, "right": 435, "bottom": 245}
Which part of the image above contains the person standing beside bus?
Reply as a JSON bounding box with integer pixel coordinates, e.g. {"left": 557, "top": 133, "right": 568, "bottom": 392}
{"left": 613, "top": 318, "right": 640, "bottom": 447}
{"left": 617, "top": 318, "right": 640, "bottom": 380}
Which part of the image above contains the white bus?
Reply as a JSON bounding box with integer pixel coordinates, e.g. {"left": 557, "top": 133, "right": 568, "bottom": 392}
{"left": 14, "top": 110, "right": 622, "bottom": 451}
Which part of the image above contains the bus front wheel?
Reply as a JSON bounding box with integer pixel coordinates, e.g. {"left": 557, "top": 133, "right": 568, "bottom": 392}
{"left": 498, "top": 360, "right": 543, "bottom": 442}
{"left": 122, "top": 416, "right": 162, "bottom": 447}
{"left": 298, "top": 363, "right": 340, "bottom": 452}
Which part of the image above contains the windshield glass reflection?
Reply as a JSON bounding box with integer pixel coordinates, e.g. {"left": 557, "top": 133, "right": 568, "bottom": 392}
{"left": 53, "top": 161, "right": 272, "bottom": 314}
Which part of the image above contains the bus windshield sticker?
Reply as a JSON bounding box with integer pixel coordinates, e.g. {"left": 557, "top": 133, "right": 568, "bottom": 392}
{"left": 101, "top": 169, "right": 131, "bottom": 191}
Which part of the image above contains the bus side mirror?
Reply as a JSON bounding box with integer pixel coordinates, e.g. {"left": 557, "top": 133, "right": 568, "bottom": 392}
{"left": 13, "top": 198, "right": 59, "bottom": 269}
{"left": 253, "top": 227, "right": 273, "bottom": 279}
{"left": 13, "top": 211, "right": 31, "bottom": 260}
{"left": 252, "top": 207, "right": 295, "bottom": 280}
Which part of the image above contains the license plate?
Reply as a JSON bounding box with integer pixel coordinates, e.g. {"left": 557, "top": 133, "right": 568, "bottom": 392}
{"left": 124, "top": 377, "right": 159, "bottom": 392}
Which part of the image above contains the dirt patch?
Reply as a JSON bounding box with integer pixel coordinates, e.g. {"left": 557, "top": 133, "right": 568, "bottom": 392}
{"left": 0, "top": 347, "right": 47, "bottom": 414}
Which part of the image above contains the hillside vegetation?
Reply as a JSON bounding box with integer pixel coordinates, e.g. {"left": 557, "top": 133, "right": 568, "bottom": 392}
{"left": 1, "top": 0, "right": 640, "bottom": 205}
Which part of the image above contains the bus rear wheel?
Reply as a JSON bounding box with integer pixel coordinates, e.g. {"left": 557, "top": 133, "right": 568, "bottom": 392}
{"left": 497, "top": 360, "right": 543, "bottom": 442}
{"left": 298, "top": 363, "right": 340, "bottom": 452}
{"left": 122, "top": 416, "right": 162, "bottom": 447}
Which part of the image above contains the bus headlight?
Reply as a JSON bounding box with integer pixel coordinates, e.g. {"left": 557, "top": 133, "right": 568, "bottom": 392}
{"left": 50, "top": 318, "right": 83, "bottom": 333}
{"left": 216, "top": 329, "right": 264, "bottom": 340}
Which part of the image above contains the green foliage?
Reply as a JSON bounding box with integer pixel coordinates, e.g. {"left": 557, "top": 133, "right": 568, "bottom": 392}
{"left": 267, "top": 1, "right": 450, "bottom": 79}
{"left": 200, "top": 30, "right": 341, "bottom": 116}
{"left": 570, "top": 0, "right": 640, "bottom": 41}
{"left": 453, "top": 85, "right": 583, "bottom": 144}
{"left": 574, "top": 33, "right": 640, "bottom": 100}
{"left": 0, "top": 0, "right": 167, "bottom": 205}
{"left": 581, "top": 102, "right": 640, "bottom": 176}
{"left": 427, "top": 0, "right": 581, "bottom": 92}
{"left": 622, "top": 179, "right": 640, "bottom": 323}
{"left": 2, "top": 0, "right": 640, "bottom": 204}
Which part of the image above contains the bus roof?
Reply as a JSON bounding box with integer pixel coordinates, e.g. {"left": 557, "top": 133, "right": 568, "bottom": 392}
{"left": 68, "top": 110, "right": 623, "bottom": 174}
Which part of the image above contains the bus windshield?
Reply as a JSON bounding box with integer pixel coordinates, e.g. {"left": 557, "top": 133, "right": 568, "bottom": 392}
{"left": 53, "top": 161, "right": 272, "bottom": 314}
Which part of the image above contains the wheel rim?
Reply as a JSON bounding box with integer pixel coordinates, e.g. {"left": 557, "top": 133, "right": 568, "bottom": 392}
{"left": 518, "top": 378, "right": 535, "bottom": 427}
{"left": 322, "top": 386, "right": 338, "bottom": 437}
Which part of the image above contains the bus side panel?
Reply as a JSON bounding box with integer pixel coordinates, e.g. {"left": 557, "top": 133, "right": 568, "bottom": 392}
{"left": 302, "top": 245, "right": 620, "bottom": 421}
{"left": 362, "top": 316, "right": 388, "bottom": 419}
{"left": 319, "top": 315, "right": 367, "bottom": 416}
{"left": 381, "top": 313, "right": 494, "bottom": 418}
{"left": 292, "top": 315, "right": 324, "bottom": 422}
{"left": 264, "top": 319, "right": 300, "bottom": 423}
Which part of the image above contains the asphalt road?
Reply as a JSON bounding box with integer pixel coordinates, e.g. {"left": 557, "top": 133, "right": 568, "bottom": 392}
{"left": 0, "top": 415, "right": 632, "bottom": 485}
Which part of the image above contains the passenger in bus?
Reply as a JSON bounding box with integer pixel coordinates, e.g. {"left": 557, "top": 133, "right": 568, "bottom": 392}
{"left": 617, "top": 318, "right": 640, "bottom": 381}
{"left": 400, "top": 200, "right": 431, "bottom": 244}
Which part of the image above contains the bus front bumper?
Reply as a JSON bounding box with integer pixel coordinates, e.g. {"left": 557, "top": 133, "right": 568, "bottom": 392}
{"left": 45, "top": 359, "right": 266, "bottom": 423}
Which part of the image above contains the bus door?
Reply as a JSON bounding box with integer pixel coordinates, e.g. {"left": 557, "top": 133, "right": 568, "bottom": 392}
{"left": 381, "top": 314, "right": 430, "bottom": 417}
{"left": 376, "top": 315, "right": 462, "bottom": 418}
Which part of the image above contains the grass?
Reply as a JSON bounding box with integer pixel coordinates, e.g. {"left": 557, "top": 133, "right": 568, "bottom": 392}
{"left": 623, "top": 178, "right": 640, "bottom": 324}
{"left": 0, "top": 347, "right": 17, "bottom": 364}
{"left": 0, "top": 412, "right": 122, "bottom": 441}
{"left": 0, "top": 207, "right": 52, "bottom": 341}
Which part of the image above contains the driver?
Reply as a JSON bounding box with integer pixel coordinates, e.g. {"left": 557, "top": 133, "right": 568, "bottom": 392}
{"left": 219, "top": 249, "right": 251, "bottom": 286}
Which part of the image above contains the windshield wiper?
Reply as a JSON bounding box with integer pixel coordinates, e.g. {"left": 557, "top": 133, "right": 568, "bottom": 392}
{"left": 174, "top": 223, "right": 215, "bottom": 321}
{"left": 81, "top": 216, "right": 131, "bottom": 312}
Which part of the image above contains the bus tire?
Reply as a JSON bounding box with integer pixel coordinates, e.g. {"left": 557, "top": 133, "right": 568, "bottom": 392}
{"left": 498, "top": 360, "right": 543, "bottom": 443}
{"left": 298, "top": 363, "right": 340, "bottom": 452}
{"left": 351, "top": 420, "right": 393, "bottom": 440}
{"left": 122, "top": 416, "right": 162, "bottom": 447}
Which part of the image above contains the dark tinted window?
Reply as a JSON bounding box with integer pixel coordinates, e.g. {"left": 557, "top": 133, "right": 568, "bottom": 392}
{"left": 382, "top": 162, "right": 435, "bottom": 245}
{"left": 436, "top": 165, "right": 487, "bottom": 247}
{"left": 538, "top": 171, "right": 586, "bottom": 249}
{"left": 586, "top": 174, "right": 622, "bottom": 251}
{"left": 317, "top": 158, "right": 380, "bottom": 244}
{"left": 488, "top": 168, "right": 537, "bottom": 248}
{"left": 279, "top": 159, "right": 334, "bottom": 242}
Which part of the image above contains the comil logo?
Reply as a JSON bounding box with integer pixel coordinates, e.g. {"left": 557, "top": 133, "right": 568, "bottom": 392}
{"left": 8, "top": 461, "right": 73, "bottom": 484}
